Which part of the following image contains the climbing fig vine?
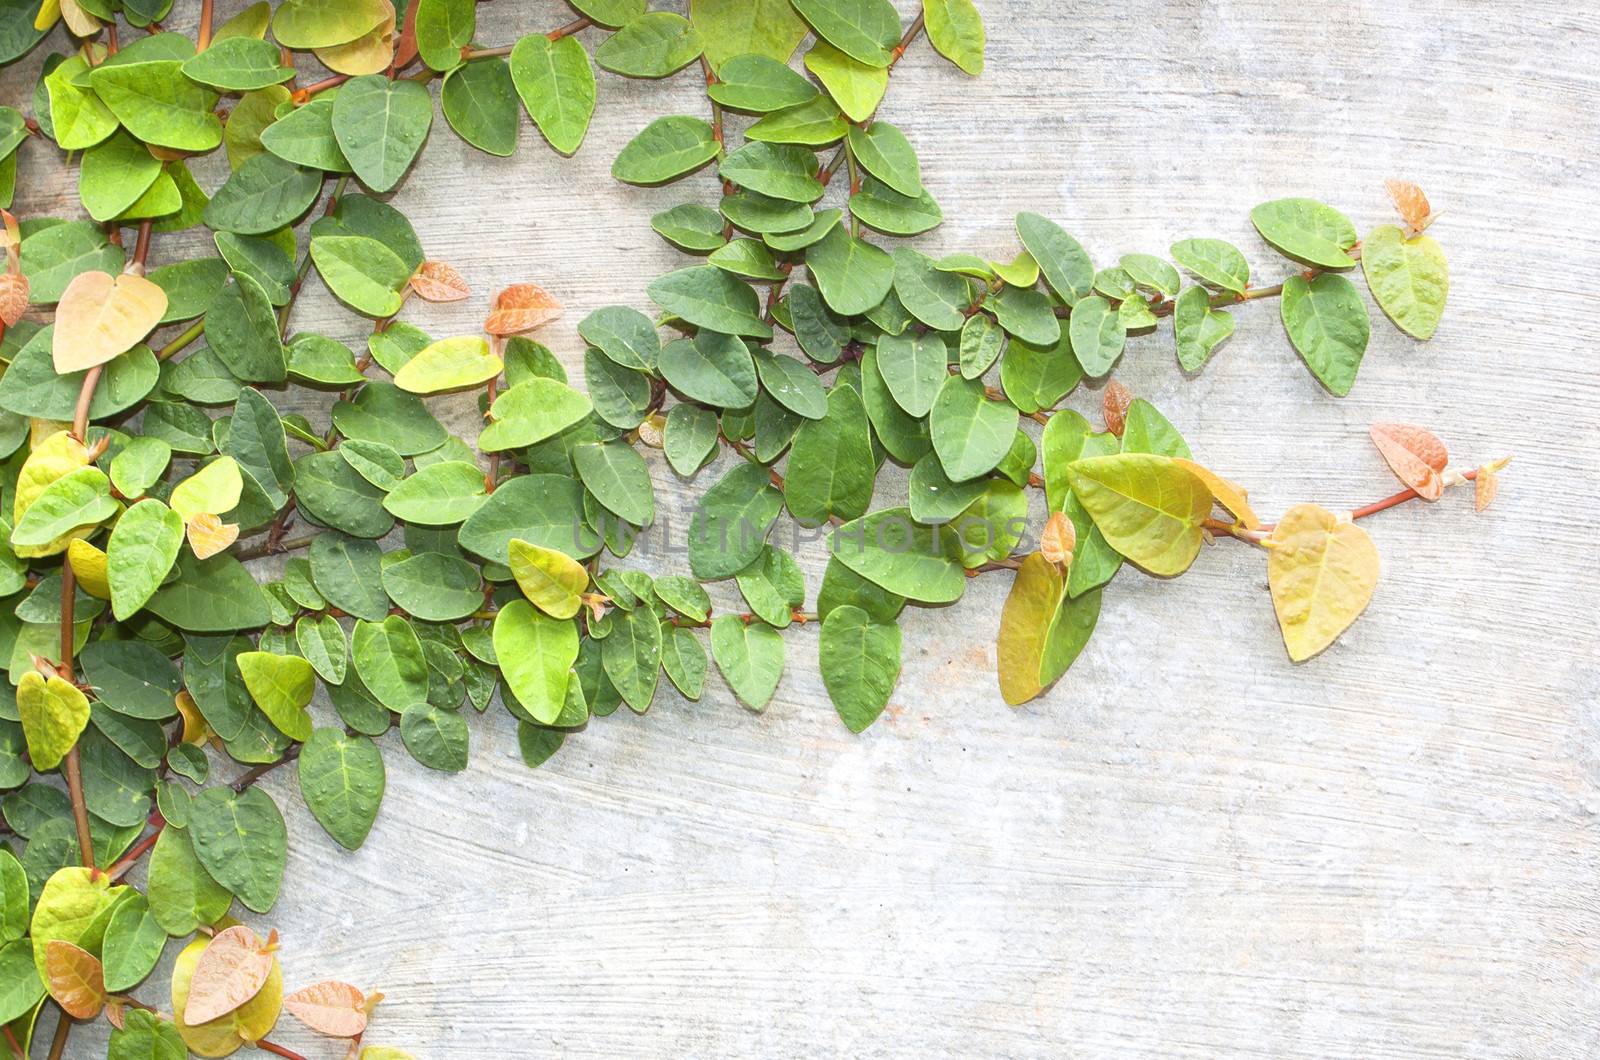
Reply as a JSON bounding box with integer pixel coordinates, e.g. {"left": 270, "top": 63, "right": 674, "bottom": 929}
{"left": 0, "top": 0, "right": 1503, "bottom": 1057}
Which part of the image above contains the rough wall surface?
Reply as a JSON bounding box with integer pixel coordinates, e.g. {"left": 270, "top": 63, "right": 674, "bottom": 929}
{"left": 5, "top": 1, "right": 1598, "bottom": 1056}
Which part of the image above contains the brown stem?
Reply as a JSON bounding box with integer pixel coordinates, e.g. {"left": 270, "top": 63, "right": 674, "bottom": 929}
{"left": 292, "top": 74, "right": 350, "bottom": 103}
{"left": 231, "top": 743, "right": 301, "bottom": 793}
{"left": 44, "top": 1016, "right": 69, "bottom": 1060}
{"left": 234, "top": 532, "right": 319, "bottom": 563}
{"left": 107, "top": 816, "right": 166, "bottom": 881}
{"left": 547, "top": 15, "right": 592, "bottom": 41}
{"left": 130, "top": 219, "right": 153, "bottom": 271}
{"left": 197, "top": 0, "right": 214, "bottom": 49}
{"left": 72, "top": 365, "right": 103, "bottom": 442}
{"left": 4, "top": 1025, "right": 25, "bottom": 1060}
{"left": 1208, "top": 467, "right": 1484, "bottom": 543}
{"left": 463, "top": 44, "right": 513, "bottom": 60}
{"left": 256, "top": 1041, "right": 309, "bottom": 1060}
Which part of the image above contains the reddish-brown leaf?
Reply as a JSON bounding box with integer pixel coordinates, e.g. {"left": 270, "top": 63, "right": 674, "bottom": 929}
{"left": 0, "top": 272, "right": 28, "bottom": 326}
{"left": 284, "top": 980, "right": 373, "bottom": 1038}
{"left": 1102, "top": 380, "right": 1133, "bottom": 437}
{"left": 483, "top": 283, "right": 563, "bottom": 336}
{"left": 45, "top": 940, "right": 107, "bottom": 1020}
{"left": 409, "top": 261, "right": 470, "bottom": 302}
{"left": 1385, "top": 179, "right": 1435, "bottom": 235}
{"left": 183, "top": 926, "right": 277, "bottom": 1026}
{"left": 0, "top": 208, "right": 19, "bottom": 272}
{"left": 1370, "top": 423, "right": 1449, "bottom": 501}
{"left": 1039, "top": 511, "right": 1076, "bottom": 567}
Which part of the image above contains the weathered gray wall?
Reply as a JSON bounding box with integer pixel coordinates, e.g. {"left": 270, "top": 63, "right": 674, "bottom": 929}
{"left": 6, "top": 0, "right": 1599, "bottom": 1056}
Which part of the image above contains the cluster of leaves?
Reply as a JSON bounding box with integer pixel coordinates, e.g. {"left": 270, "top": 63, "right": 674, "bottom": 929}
{"left": 0, "top": 0, "right": 1500, "bottom": 1057}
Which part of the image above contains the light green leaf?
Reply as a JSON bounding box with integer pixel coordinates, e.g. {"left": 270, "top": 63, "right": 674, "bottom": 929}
{"left": 46, "top": 56, "right": 117, "bottom": 151}
{"left": 508, "top": 34, "right": 595, "bottom": 155}
{"left": 89, "top": 60, "right": 222, "bottom": 152}
{"left": 272, "top": 0, "right": 388, "bottom": 48}
{"left": 791, "top": 0, "right": 900, "bottom": 66}
{"left": 414, "top": 0, "right": 476, "bottom": 72}
{"left": 804, "top": 41, "right": 888, "bottom": 122}
{"left": 297, "top": 728, "right": 384, "bottom": 850}
{"left": 477, "top": 378, "right": 593, "bottom": 452}
{"left": 930, "top": 375, "right": 1017, "bottom": 482}
{"left": 847, "top": 121, "right": 920, "bottom": 196}
{"left": 595, "top": 12, "right": 702, "bottom": 78}
{"left": 709, "top": 53, "right": 818, "bottom": 112}
{"left": 1250, "top": 197, "right": 1359, "bottom": 269}
{"left": 145, "top": 826, "right": 231, "bottom": 935}
{"left": 745, "top": 95, "right": 848, "bottom": 146}
{"left": 508, "top": 539, "right": 588, "bottom": 619}
{"left": 1279, "top": 273, "right": 1370, "bottom": 396}
{"left": 493, "top": 600, "right": 578, "bottom": 725}
{"left": 1360, "top": 224, "right": 1448, "bottom": 340}
{"left": 691, "top": 0, "right": 809, "bottom": 65}
{"left": 830, "top": 508, "right": 965, "bottom": 604}
{"left": 1170, "top": 237, "right": 1249, "bottom": 295}
{"left": 331, "top": 75, "right": 434, "bottom": 193}
{"left": 922, "top": 0, "right": 984, "bottom": 75}
{"left": 310, "top": 235, "right": 410, "bottom": 318}
{"left": 106, "top": 500, "right": 183, "bottom": 622}
{"left": 1016, "top": 211, "right": 1092, "bottom": 306}
{"left": 806, "top": 226, "right": 894, "bottom": 316}
{"left": 383, "top": 460, "right": 488, "bottom": 525}
{"left": 392, "top": 336, "right": 502, "bottom": 394}
{"left": 819, "top": 605, "right": 900, "bottom": 731}
{"left": 351, "top": 616, "right": 429, "bottom": 712}
{"left": 612, "top": 115, "right": 719, "bottom": 184}
{"left": 1063, "top": 452, "right": 1212, "bottom": 576}
{"left": 79, "top": 131, "right": 161, "bottom": 223}
{"left": 849, "top": 175, "right": 942, "bottom": 236}
{"left": 710, "top": 616, "right": 784, "bottom": 711}
{"left": 100, "top": 892, "right": 164, "bottom": 993}
{"left": 720, "top": 142, "right": 823, "bottom": 202}
{"left": 180, "top": 36, "right": 292, "bottom": 90}
{"left": 295, "top": 615, "right": 348, "bottom": 686}
{"left": 11, "top": 468, "right": 116, "bottom": 548}
{"left": 658, "top": 331, "right": 758, "bottom": 408}
{"left": 236, "top": 651, "right": 315, "bottom": 742}
{"left": 570, "top": 0, "right": 647, "bottom": 28}
{"left": 1066, "top": 294, "right": 1125, "bottom": 377}
{"left": 1173, "top": 286, "right": 1235, "bottom": 371}
{"left": 442, "top": 58, "right": 519, "bottom": 157}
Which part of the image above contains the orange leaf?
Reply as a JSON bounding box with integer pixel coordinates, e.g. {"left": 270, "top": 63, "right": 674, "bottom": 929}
{"left": 1101, "top": 379, "right": 1132, "bottom": 437}
{"left": 186, "top": 512, "right": 240, "bottom": 559}
{"left": 285, "top": 980, "right": 372, "bottom": 1038}
{"left": 1039, "top": 511, "right": 1076, "bottom": 567}
{"left": 105, "top": 999, "right": 126, "bottom": 1030}
{"left": 1369, "top": 423, "right": 1448, "bottom": 501}
{"left": 51, "top": 270, "right": 168, "bottom": 373}
{"left": 1173, "top": 457, "right": 1260, "bottom": 529}
{"left": 45, "top": 940, "right": 107, "bottom": 1020}
{"left": 183, "top": 925, "right": 278, "bottom": 1026}
{"left": 409, "top": 261, "right": 470, "bottom": 302}
{"left": 1385, "top": 179, "right": 1435, "bottom": 235}
{"left": 0, "top": 272, "right": 28, "bottom": 326}
{"left": 0, "top": 209, "right": 19, "bottom": 272}
{"left": 1475, "top": 456, "right": 1511, "bottom": 512}
{"left": 483, "top": 283, "right": 562, "bottom": 336}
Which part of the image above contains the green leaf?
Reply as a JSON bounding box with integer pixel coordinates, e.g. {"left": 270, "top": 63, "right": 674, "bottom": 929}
{"left": 709, "top": 238, "right": 786, "bottom": 280}
{"left": 1119, "top": 253, "right": 1180, "bottom": 297}
{"left": 188, "top": 786, "right": 286, "bottom": 913}
{"left": 709, "top": 54, "right": 817, "bottom": 113}
{"left": 332, "top": 382, "right": 447, "bottom": 455}
{"left": 734, "top": 545, "right": 804, "bottom": 628}
{"left": 1361, "top": 224, "right": 1448, "bottom": 340}
{"left": 648, "top": 266, "right": 772, "bottom": 338}
{"left": 89, "top": 60, "right": 222, "bottom": 152}
{"left": 575, "top": 440, "right": 655, "bottom": 527}
{"left": 293, "top": 450, "right": 393, "bottom": 538}
{"left": 109, "top": 1008, "right": 188, "bottom": 1059}
{"left": 10, "top": 468, "right": 116, "bottom": 548}
{"left": 259, "top": 97, "right": 349, "bottom": 172}
{"left": 1250, "top": 197, "right": 1359, "bottom": 269}
{"left": 203, "top": 153, "right": 321, "bottom": 236}
{"left": 1170, "top": 238, "right": 1249, "bottom": 295}
{"left": 477, "top": 378, "right": 593, "bottom": 452}
{"left": 331, "top": 75, "right": 434, "bottom": 193}
{"left": 952, "top": 478, "right": 1028, "bottom": 568}
{"left": 792, "top": 0, "right": 900, "bottom": 66}
{"left": 958, "top": 312, "right": 1005, "bottom": 378}
{"left": 688, "top": 462, "right": 784, "bottom": 581}
{"left": 493, "top": 600, "right": 578, "bottom": 725}
{"left": 663, "top": 404, "right": 719, "bottom": 476}
{"left": 79, "top": 130, "right": 162, "bottom": 223}
{"left": 221, "top": 387, "right": 293, "bottom": 509}
{"left": 1120, "top": 398, "right": 1191, "bottom": 460}
{"left": 295, "top": 615, "right": 348, "bottom": 685}
{"left": 848, "top": 175, "right": 941, "bottom": 236}
{"left": 100, "top": 893, "right": 164, "bottom": 992}
{"left": 180, "top": 36, "right": 292, "bottom": 90}
{"left": 148, "top": 551, "right": 272, "bottom": 632}
{"left": 383, "top": 461, "right": 487, "bottom": 525}
{"left": 874, "top": 330, "right": 946, "bottom": 418}
{"left": 720, "top": 142, "right": 823, "bottom": 202}
{"left": 752, "top": 348, "right": 826, "bottom": 418}
{"left": 145, "top": 826, "right": 230, "bottom": 935}
{"left": 442, "top": 58, "right": 519, "bottom": 157}
{"left": 203, "top": 273, "right": 286, "bottom": 383}
{"left": 237, "top": 651, "right": 315, "bottom": 741}
{"left": 16, "top": 674, "right": 89, "bottom": 773}
{"left": 1064, "top": 452, "right": 1212, "bottom": 576}
{"left": 310, "top": 532, "right": 387, "bottom": 622}
{"left": 570, "top": 0, "right": 647, "bottom": 29}
{"left": 1000, "top": 331, "right": 1082, "bottom": 415}
{"left": 297, "top": 728, "right": 384, "bottom": 850}
{"left": 507, "top": 34, "right": 595, "bottom": 155}
{"left": 0, "top": 328, "right": 158, "bottom": 423}
{"left": 847, "top": 122, "right": 920, "bottom": 196}
{"left": 596, "top": 12, "right": 702, "bottom": 77}
{"left": 891, "top": 247, "right": 966, "bottom": 332}
{"left": 1066, "top": 294, "right": 1125, "bottom": 377}
{"left": 19, "top": 221, "right": 124, "bottom": 304}
{"left": 352, "top": 616, "right": 429, "bottom": 712}
{"left": 577, "top": 307, "right": 659, "bottom": 374}
{"left": 804, "top": 41, "right": 888, "bottom": 122}
{"left": 1173, "top": 286, "right": 1235, "bottom": 372}
{"left": 1279, "top": 273, "right": 1370, "bottom": 396}
{"left": 830, "top": 508, "right": 965, "bottom": 604}
{"left": 651, "top": 203, "right": 726, "bottom": 253}
{"left": 414, "top": 0, "right": 476, "bottom": 72}
{"left": 46, "top": 56, "right": 117, "bottom": 151}
{"left": 991, "top": 283, "right": 1060, "bottom": 346}
{"left": 310, "top": 235, "right": 410, "bottom": 318}
{"left": 996, "top": 553, "right": 1100, "bottom": 705}
{"left": 272, "top": 0, "right": 389, "bottom": 48}
{"left": 922, "top": 0, "right": 984, "bottom": 74}
{"left": 659, "top": 623, "right": 707, "bottom": 699}
{"left": 806, "top": 226, "right": 894, "bottom": 316}
{"left": 659, "top": 331, "right": 758, "bottom": 408}
{"left": 930, "top": 375, "right": 1017, "bottom": 482}
{"left": 907, "top": 451, "right": 985, "bottom": 522}
{"left": 746, "top": 95, "right": 848, "bottom": 146}
{"left": 1016, "top": 212, "right": 1092, "bottom": 306}
{"left": 784, "top": 382, "right": 874, "bottom": 525}
{"left": 819, "top": 605, "right": 900, "bottom": 731}
{"left": 612, "top": 115, "right": 720, "bottom": 184}
{"left": 692, "top": 0, "right": 809, "bottom": 65}
{"left": 710, "top": 616, "right": 784, "bottom": 711}
{"left": 654, "top": 575, "right": 711, "bottom": 624}
{"left": 458, "top": 473, "right": 599, "bottom": 565}
{"left": 602, "top": 607, "right": 662, "bottom": 712}
{"left": 399, "top": 704, "right": 468, "bottom": 772}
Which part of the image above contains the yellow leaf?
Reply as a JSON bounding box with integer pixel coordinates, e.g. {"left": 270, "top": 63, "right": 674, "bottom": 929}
{"left": 45, "top": 939, "right": 106, "bottom": 1020}
{"left": 391, "top": 336, "right": 501, "bottom": 394}
{"left": 17, "top": 670, "right": 90, "bottom": 771}
{"left": 67, "top": 539, "right": 112, "bottom": 599}
{"left": 1266, "top": 503, "right": 1380, "bottom": 662}
{"left": 13, "top": 431, "right": 92, "bottom": 559}
{"left": 187, "top": 512, "right": 240, "bottom": 559}
{"left": 1063, "top": 453, "right": 1213, "bottom": 576}
{"left": 1173, "top": 457, "right": 1260, "bottom": 530}
{"left": 170, "top": 456, "right": 243, "bottom": 523}
{"left": 313, "top": 0, "right": 396, "bottom": 75}
{"left": 507, "top": 538, "right": 588, "bottom": 619}
{"left": 1369, "top": 423, "right": 1448, "bottom": 501}
{"left": 995, "top": 553, "right": 1100, "bottom": 706}
{"left": 175, "top": 690, "right": 213, "bottom": 745}
{"left": 51, "top": 271, "right": 168, "bottom": 374}
{"left": 34, "top": 0, "right": 62, "bottom": 31}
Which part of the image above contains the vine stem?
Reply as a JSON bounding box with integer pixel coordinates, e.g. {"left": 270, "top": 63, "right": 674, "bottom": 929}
{"left": 4, "top": 1024, "right": 24, "bottom": 1059}
{"left": 107, "top": 814, "right": 166, "bottom": 881}
{"left": 197, "top": 0, "right": 214, "bottom": 50}
{"left": 820, "top": 13, "right": 926, "bottom": 185}
{"left": 1204, "top": 467, "right": 1484, "bottom": 544}
{"left": 155, "top": 319, "right": 204, "bottom": 361}
{"left": 255, "top": 1041, "right": 308, "bottom": 1060}
{"left": 460, "top": 15, "right": 593, "bottom": 60}
{"left": 232, "top": 743, "right": 301, "bottom": 793}
{"left": 44, "top": 1017, "right": 69, "bottom": 1060}
{"left": 280, "top": 174, "right": 350, "bottom": 337}
{"left": 234, "top": 531, "right": 319, "bottom": 563}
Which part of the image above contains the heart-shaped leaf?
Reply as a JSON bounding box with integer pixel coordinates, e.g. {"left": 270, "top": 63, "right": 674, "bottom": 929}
{"left": 184, "top": 925, "right": 276, "bottom": 1026}
{"left": 17, "top": 671, "right": 90, "bottom": 771}
{"left": 1266, "top": 503, "right": 1380, "bottom": 662}
{"left": 51, "top": 270, "right": 167, "bottom": 373}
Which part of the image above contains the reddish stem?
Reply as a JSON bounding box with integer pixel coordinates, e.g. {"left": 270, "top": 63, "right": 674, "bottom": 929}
{"left": 547, "top": 16, "right": 592, "bottom": 40}
{"left": 130, "top": 219, "right": 153, "bottom": 271}
{"left": 197, "top": 0, "right": 214, "bottom": 50}
{"left": 107, "top": 817, "right": 166, "bottom": 881}
{"left": 256, "top": 1041, "right": 308, "bottom": 1060}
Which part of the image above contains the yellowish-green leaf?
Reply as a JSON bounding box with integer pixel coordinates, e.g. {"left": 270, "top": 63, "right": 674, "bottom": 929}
{"left": 392, "top": 336, "right": 502, "bottom": 394}
{"left": 996, "top": 553, "right": 1102, "bottom": 705}
{"left": 508, "top": 538, "right": 588, "bottom": 620}
{"left": 17, "top": 671, "right": 90, "bottom": 772}
{"left": 1063, "top": 452, "right": 1213, "bottom": 576}
{"left": 1361, "top": 224, "right": 1448, "bottom": 340}
{"left": 1266, "top": 503, "right": 1380, "bottom": 662}
{"left": 169, "top": 456, "right": 243, "bottom": 523}
{"left": 236, "top": 651, "right": 315, "bottom": 742}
